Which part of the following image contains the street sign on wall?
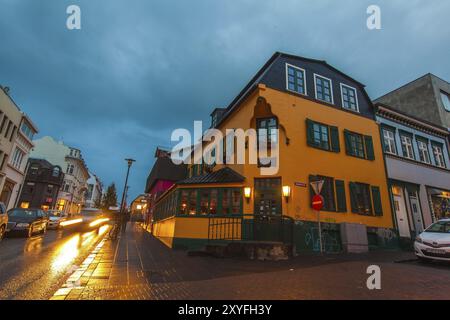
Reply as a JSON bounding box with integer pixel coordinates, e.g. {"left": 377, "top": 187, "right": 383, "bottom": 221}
{"left": 310, "top": 180, "right": 324, "bottom": 195}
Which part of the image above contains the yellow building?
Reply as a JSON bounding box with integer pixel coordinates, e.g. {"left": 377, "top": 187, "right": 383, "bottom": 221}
{"left": 152, "top": 52, "right": 396, "bottom": 252}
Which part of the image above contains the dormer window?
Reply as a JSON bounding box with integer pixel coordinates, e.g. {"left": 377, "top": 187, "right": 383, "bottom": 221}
{"left": 340, "top": 84, "right": 359, "bottom": 112}
{"left": 286, "top": 64, "right": 306, "bottom": 95}
{"left": 314, "top": 74, "right": 333, "bottom": 104}
{"left": 440, "top": 91, "right": 450, "bottom": 112}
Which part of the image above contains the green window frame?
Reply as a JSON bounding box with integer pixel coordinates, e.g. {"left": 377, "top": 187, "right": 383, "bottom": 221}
{"left": 167, "top": 188, "right": 243, "bottom": 217}
{"left": 344, "top": 130, "right": 374, "bottom": 160}
{"left": 335, "top": 180, "right": 347, "bottom": 212}
{"left": 309, "top": 175, "right": 336, "bottom": 212}
{"left": 349, "top": 182, "right": 374, "bottom": 216}
{"left": 306, "top": 119, "right": 340, "bottom": 152}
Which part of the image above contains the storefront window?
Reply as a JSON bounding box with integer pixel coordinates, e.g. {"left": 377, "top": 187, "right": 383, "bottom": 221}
{"left": 180, "top": 190, "right": 188, "bottom": 214}
{"left": 222, "top": 189, "right": 231, "bottom": 214}
{"left": 231, "top": 189, "right": 241, "bottom": 214}
{"left": 200, "top": 190, "right": 209, "bottom": 215}
{"left": 188, "top": 190, "right": 197, "bottom": 215}
{"left": 428, "top": 188, "right": 450, "bottom": 220}
{"left": 209, "top": 190, "right": 218, "bottom": 214}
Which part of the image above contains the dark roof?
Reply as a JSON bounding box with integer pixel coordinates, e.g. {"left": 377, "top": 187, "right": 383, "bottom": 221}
{"left": 215, "top": 51, "right": 370, "bottom": 129}
{"left": 145, "top": 157, "right": 187, "bottom": 193}
{"left": 177, "top": 167, "right": 245, "bottom": 185}
{"left": 28, "top": 157, "right": 59, "bottom": 169}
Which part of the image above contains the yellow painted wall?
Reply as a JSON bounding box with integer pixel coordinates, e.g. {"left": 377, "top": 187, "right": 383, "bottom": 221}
{"left": 213, "top": 85, "right": 393, "bottom": 228}
{"left": 152, "top": 216, "right": 176, "bottom": 247}
{"left": 173, "top": 216, "right": 210, "bottom": 239}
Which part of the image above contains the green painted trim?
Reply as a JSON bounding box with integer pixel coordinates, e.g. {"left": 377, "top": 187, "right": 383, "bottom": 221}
{"left": 172, "top": 237, "right": 209, "bottom": 251}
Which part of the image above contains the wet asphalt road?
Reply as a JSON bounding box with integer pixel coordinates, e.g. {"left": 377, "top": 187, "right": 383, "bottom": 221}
{"left": 0, "top": 225, "right": 110, "bottom": 300}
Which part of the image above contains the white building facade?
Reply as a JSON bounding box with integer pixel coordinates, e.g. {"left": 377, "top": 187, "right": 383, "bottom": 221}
{"left": 30, "top": 136, "right": 90, "bottom": 214}
{"left": 84, "top": 172, "right": 103, "bottom": 208}
{"left": 0, "top": 86, "right": 38, "bottom": 210}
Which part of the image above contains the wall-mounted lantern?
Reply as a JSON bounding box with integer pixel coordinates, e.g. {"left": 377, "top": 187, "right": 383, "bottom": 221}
{"left": 282, "top": 185, "right": 291, "bottom": 203}
{"left": 244, "top": 187, "right": 252, "bottom": 203}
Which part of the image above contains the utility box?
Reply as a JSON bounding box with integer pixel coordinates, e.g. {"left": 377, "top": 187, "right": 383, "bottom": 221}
{"left": 340, "top": 223, "right": 368, "bottom": 253}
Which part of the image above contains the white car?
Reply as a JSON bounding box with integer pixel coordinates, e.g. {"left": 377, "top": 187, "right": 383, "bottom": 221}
{"left": 47, "top": 210, "right": 68, "bottom": 229}
{"left": 414, "top": 219, "right": 450, "bottom": 262}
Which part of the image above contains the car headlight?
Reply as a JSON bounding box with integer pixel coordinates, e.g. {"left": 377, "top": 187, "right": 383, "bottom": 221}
{"left": 415, "top": 236, "right": 422, "bottom": 243}
{"left": 16, "top": 223, "right": 30, "bottom": 228}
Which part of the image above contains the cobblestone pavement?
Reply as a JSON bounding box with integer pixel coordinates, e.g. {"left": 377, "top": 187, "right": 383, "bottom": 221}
{"left": 51, "top": 223, "right": 450, "bottom": 300}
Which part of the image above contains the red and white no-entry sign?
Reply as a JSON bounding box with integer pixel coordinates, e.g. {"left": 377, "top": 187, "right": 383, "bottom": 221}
{"left": 312, "top": 194, "right": 324, "bottom": 211}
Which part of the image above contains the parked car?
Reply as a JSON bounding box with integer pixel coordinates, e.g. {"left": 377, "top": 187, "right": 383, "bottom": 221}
{"left": 0, "top": 202, "right": 7, "bottom": 241}
{"left": 47, "top": 210, "right": 68, "bottom": 229}
{"left": 6, "top": 208, "right": 49, "bottom": 237}
{"left": 414, "top": 218, "right": 450, "bottom": 262}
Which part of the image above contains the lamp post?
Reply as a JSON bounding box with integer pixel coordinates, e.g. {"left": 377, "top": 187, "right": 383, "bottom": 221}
{"left": 120, "top": 158, "right": 135, "bottom": 214}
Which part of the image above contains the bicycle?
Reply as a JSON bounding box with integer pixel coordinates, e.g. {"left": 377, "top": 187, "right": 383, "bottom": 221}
{"left": 109, "top": 221, "right": 120, "bottom": 240}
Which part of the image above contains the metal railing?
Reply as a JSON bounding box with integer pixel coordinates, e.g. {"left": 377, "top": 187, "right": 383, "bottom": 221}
{"left": 208, "top": 214, "right": 294, "bottom": 245}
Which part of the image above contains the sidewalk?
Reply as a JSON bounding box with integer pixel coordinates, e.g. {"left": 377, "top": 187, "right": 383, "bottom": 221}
{"left": 51, "top": 223, "right": 450, "bottom": 300}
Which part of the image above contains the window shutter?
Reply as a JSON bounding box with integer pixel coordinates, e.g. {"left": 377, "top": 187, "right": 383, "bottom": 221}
{"left": 349, "top": 182, "right": 358, "bottom": 213}
{"left": 330, "top": 126, "right": 340, "bottom": 152}
{"left": 371, "top": 186, "right": 383, "bottom": 216}
{"left": 335, "top": 180, "right": 346, "bottom": 212}
{"left": 306, "top": 119, "right": 314, "bottom": 146}
{"left": 344, "top": 130, "right": 352, "bottom": 156}
{"left": 364, "top": 135, "right": 375, "bottom": 160}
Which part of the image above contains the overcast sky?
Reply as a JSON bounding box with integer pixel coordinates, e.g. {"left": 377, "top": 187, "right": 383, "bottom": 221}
{"left": 1, "top": 0, "right": 449, "bottom": 203}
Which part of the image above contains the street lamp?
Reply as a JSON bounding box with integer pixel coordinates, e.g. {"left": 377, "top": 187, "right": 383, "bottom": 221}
{"left": 120, "top": 158, "right": 136, "bottom": 213}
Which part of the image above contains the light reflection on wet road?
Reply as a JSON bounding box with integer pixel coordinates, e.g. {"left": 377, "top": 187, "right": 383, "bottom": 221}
{"left": 0, "top": 225, "right": 109, "bottom": 300}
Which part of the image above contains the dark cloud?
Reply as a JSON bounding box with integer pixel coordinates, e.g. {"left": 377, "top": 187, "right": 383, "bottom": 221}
{"left": 1, "top": 0, "right": 449, "bottom": 201}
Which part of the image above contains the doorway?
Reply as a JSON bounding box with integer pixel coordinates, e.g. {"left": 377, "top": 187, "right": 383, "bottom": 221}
{"left": 393, "top": 190, "right": 410, "bottom": 238}
{"left": 409, "top": 195, "right": 424, "bottom": 236}
{"left": 254, "top": 178, "right": 282, "bottom": 215}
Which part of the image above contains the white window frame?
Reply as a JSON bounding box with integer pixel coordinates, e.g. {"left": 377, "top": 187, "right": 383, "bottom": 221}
{"left": 340, "top": 83, "right": 359, "bottom": 112}
{"left": 285, "top": 63, "right": 307, "bottom": 96}
{"left": 11, "top": 146, "right": 26, "bottom": 170}
{"left": 432, "top": 144, "right": 446, "bottom": 168}
{"left": 400, "top": 135, "right": 414, "bottom": 159}
{"left": 382, "top": 129, "right": 397, "bottom": 155}
{"left": 314, "top": 73, "right": 334, "bottom": 104}
{"left": 417, "top": 139, "right": 431, "bottom": 164}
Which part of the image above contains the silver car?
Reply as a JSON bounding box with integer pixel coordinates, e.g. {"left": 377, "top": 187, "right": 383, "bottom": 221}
{"left": 47, "top": 210, "right": 68, "bottom": 229}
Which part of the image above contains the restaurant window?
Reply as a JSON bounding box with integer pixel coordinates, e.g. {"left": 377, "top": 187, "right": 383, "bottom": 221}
{"left": 209, "top": 190, "right": 218, "bottom": 214}
{"left": 286, "top": 64, "right": 306, "bottom": 95}
{"left": 200, "top": 189, "right": 209, "bottom": 215}
{"left": 222, "top": 189, "right": 231, "bottom": 214}
{"left": 180, "top": 190, "right": 188, "bottom": 214}
{"left": 188, "top": 190, "right": 197, "bottom": 215}
{"left": 382, "top": 128, "right": 397, "bottom": 155}
{"left": 231, "top": 189, "right": 242, "bottom": 214}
